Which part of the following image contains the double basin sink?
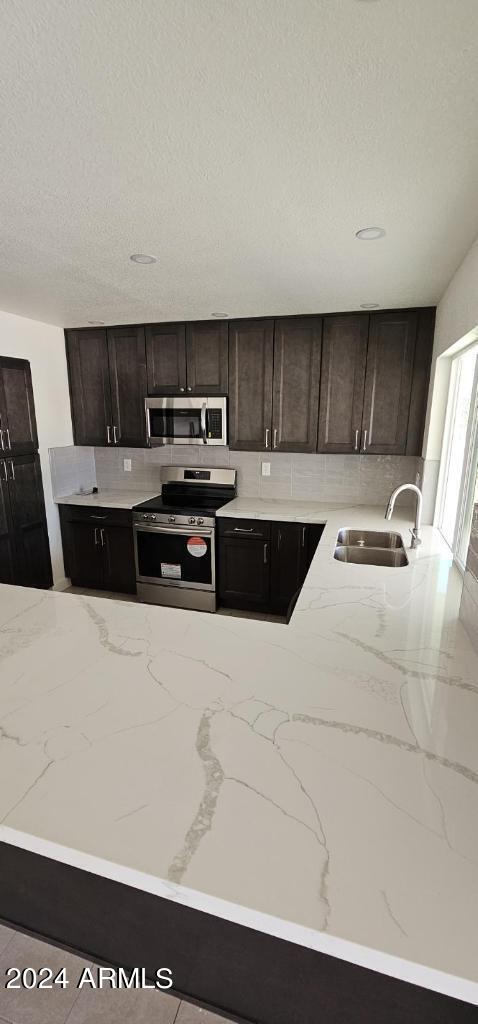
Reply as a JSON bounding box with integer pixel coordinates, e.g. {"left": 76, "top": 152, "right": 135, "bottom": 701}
{"left": 334, "top": 529, "right": 409, "bottom": 567}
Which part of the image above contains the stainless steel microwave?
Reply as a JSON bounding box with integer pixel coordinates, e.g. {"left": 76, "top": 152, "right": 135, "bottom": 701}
{"left": 145, "top": 396, "right": 228, "bottom": 446}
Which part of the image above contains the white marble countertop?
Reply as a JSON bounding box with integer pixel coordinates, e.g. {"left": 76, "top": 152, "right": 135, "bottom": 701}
{"left": 55, "top": 489, "right": 160, "bottom": 510}
{"left": 217, "top": 496, "right": 336, "bottom": 522}
{"left": 1, "top": 504, "right": 478, "bottom": 1005}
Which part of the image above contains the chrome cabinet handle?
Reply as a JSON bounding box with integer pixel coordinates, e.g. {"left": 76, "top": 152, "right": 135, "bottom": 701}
{"left": 94, "top": 527, "right": 100, "bottom": 546}
{"left": 179, "top": 386, "right": 185, "bottom": 393}
{"left": 89, "top": 514, "right": 107, "bottom": 520}
{"left": 9, "top": 461, "right": 14, "bottom": 481}
{"left": 263, "top": 542, "right": 268, "bottom": 564}
{"left": 302, "top": 526, "right": 306, "bottom": 548}
{"left": 1, "top": 461, "right": 7, "bottom": 482}
{"left": 265, "top": 428, "right": 270, "bottom": 449}
{"left": 0, "top": 429, "right": 4, "bottom": 450}
{"left": 273, "top": 428, "right": 278, "bottom": 449}
{"left": 233, "top": 527, "right": 254, "bottom": 533}
{"left": 187, "top": 387, "right": 192, "bottom": 392}
{"left": 5, "top": 428, "right": 11, "bottom": 450}
{"left": 277, "top": 529, "right": 281, "bottom": 550}
{"left": 354, "top": 428, "right": 359, "bottom": 452}
{"left": 113, "top": 425, "right": 118, "bottom": 444}
{"left": 362, "top": 429, "right": 368, "bottom": 452}
{"left": 100, "top": 528, "right": 105, "bottom": 547}
{"left": 107, "top": 425, "right": 111, "bottom": 444}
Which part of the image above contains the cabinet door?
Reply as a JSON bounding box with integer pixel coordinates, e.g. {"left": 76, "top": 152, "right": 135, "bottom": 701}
{"left": 361, "top": 312, "right": 418, "bottom": 455}
{"left": 65, "top": 329, "right": 112, "bottom": 446}
{"left": 103, "top": 525, "right": 136, "bottom": 593}
{"left": 68, "top": 521, "right": 105, "bottom": 589}
{"left": 318, "top": 316, "right": 369, "bottom": 453}
{"left": 107, "top": 326, "right": 147, "bottom": 446}
{"left": 270, "top": 523, "right": 303, "bottom": 613}
{"left": 145, "top": 323, "right": 187, "bottom": 394}
{"left": 228, "top": 320, "right": 274, "bottom": 450}
{"left": 0, "top": 358, "right": 38, "bottom": 456}
{"left": 406, "top": 307, "right": 435, "bottom": 456}
{"left": 0, "top": 461, "right": 15, "bottom": 584}
{"left": 186, "top": 321, "right": 228, "bottom": 394}
{"left": 272, "top": 318, "right": 322, "bottom": 453}
{"left": 8, "top": 454, "right": 53, "bottom": 588}
{"left": 218, "top": 536, "right": 270, "bottom": 609}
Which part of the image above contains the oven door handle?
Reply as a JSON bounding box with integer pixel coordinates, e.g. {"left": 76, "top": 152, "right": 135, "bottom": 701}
{"left": 134, "top": 524, "right": 213, "bottom": 538}
{"left": 201, "top": 402, "right": 207, "bottom": 444}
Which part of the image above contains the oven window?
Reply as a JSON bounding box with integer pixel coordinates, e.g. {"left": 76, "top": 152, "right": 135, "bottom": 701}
{"left": 136, "top": 529, "right": 213, "bottom": 585}
{"left": 149, "top": 408, "right": 202, "bottom": 440}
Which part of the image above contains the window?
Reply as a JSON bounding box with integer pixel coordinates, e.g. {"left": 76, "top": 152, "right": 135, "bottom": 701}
{"left": 437, "top": 344, "right": 478, "bottom": 570}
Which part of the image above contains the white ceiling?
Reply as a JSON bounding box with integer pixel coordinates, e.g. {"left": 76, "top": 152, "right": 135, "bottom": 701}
{"left": 1, "top": 0, "right": 478, "bottom": 328}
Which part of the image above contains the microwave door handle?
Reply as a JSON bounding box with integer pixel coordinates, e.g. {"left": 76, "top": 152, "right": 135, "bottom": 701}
{"left": 201, "top": 402, "right": 207, "bottom": 444}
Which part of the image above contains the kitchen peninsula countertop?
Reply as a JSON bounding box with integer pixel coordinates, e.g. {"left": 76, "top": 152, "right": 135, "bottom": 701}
{"left": 55, "top": 489, "right": 160, "bottom": 510}
{"left": 1, "top": 503, "right": 478, "bottom": 1005}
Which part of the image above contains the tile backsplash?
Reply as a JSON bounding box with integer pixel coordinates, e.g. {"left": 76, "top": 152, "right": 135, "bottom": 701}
{"left": 49, "top": 445, "right": 96, "bottom": 498}
{"left": 49, "top": 444, "right": 426, "bottom": 511}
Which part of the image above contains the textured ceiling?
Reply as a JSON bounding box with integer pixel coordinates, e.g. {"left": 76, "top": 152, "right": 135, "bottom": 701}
{"left": 1, "top": 0, "right": 478, "bottom": 328}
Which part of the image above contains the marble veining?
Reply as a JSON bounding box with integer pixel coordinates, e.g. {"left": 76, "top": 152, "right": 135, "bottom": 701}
{"left": 1, "top": 504, "right": 478, "bottom": 1006}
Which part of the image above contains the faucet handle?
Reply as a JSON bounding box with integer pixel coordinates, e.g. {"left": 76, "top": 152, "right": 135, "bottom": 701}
{"left": 410, "top": 528, "right": 422, "bottom": 549}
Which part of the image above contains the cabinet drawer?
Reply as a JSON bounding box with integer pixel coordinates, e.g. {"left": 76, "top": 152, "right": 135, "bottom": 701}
{"left": 218, "top": 517, "right": 271, "bottom": 541}
{"left": 59, "top": 505, "right": 133, "bottom": 528}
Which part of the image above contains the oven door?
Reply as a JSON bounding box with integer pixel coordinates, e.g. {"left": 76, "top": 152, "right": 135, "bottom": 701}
{"left": 145, "top": 397, "right": 227, "bottom": 446}
{"left": 134, "top": 524, "right": 216, "bottom": 591}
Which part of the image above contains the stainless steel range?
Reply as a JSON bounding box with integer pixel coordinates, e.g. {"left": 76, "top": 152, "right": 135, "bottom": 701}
{"left": 133, "top": 467, "right": 236, "bottom": 612}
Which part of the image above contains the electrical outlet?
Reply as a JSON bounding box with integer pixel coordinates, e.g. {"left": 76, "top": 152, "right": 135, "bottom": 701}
{"left": 261, "top": 461, "right": 270, "bottom": 477}
{"left": 123, "top": 459, "right": 132, "bottom": 472}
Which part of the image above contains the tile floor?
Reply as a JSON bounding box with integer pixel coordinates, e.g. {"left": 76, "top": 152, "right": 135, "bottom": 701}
{"left": 0, "top": 925, "right": 232, "bottom": 1024}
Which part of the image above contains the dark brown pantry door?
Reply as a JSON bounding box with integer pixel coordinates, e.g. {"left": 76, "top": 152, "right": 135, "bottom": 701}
{"left": 145, "top": 323, "right": 187, "bottom": 394}
{"left": 362, "top": 311, "right": 418, "bottom": 455}
{"left": 0, "top": 461, "right": 15, "bottom": 584}
{"left": 65, "top": 329, "right": 112, "bottom": 446}
{"left": 8, "top": 454, "right": 52, "bottom": 588}
{"left": 107, "top": 326, "right": 147, "bottom": 446}
{"left": 317, "top": 315, "right": 369, "bottom": 453}
{"left": 228, "top": 320, "right": 274, "bottom": 450}
{"left": 272, "top": 318, "right": 322, "bottom": 453}
{"left": 185, "top": 321, "right": 228, "bottom": 394}
{"left": 0, "top": 358, "right": 38, "bottom": 455}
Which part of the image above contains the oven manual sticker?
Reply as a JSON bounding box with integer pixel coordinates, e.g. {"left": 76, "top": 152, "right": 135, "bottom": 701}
{"left": 187, "top": 536, "right": 208, "bottom": 557}
{"left": 160, "top": 563, "right": 182, "bottom": 579}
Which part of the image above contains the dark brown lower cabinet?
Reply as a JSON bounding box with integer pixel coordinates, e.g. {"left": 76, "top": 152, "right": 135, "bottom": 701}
{"left": 0, "top": 453, "right": 52, "bottom": 589}
{"left": 218, "top": 518, "right": 323, "bottom": 616}
{"left": 59, "top": 505, "right": 136, "bottom": 594}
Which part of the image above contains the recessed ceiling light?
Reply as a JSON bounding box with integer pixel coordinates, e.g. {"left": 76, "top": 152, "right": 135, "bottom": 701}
{"left": 130, "top": 253, "right": 157, "bottom": 264}
{"left": 211, "top": 313, "right": 229, "bottom": 318}
{"left": 360, "top": 303, "right": 380, "bottom": 309}
{"left": 355, "top": 227, "right": 386, "bottom": 240}
{"left": 88, "top": 319, "right": 105, "bottom": 325}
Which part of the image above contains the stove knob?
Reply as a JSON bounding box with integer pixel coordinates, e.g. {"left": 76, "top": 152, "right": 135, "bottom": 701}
{"left": 197, "top": 517, "right": 204, "bottom": 525}
{"left": 188, "top": 517, "right": 196, "bottom": 525}
{"left": 168, "top": 515, "right": 176, "bottom": 523}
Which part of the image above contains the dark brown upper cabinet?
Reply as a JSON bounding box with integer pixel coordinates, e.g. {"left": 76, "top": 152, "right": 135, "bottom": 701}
{"left": 318, "top": 315, "right": 368, "bottom": 454}
{"left": 0, "top": 357, "right": 38, "bottom": 456}
{"left": 145, "top": 323, "right": 187, "bottom": 394}
{"left": 228, "top": 320, "right": 274, "bottom": 450}
{"left": 361, "top": 311, "right": 418, "bottom": 455}
{"left": 66, "top": 326, "right": 146, "bottom": 446}
{"left": 66, "top": 329, "right": 112, "bottom": 445}
{"left": 107, "top": 326, "right": 147, "bottom": 446}
{"left": 272, "top": 318, "right": 322, "bottom": 452}
{"left": 185, "top": 321, "right": 228, "bottom": 394}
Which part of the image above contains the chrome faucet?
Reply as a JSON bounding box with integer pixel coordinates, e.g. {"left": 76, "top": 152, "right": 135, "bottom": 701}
{"left": 385, "top": 484, "right": 423, "bottom": 549}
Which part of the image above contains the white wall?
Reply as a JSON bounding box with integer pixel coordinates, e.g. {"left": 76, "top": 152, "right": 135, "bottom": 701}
{"left": 0, "top": 310, "right": 73, "bottom": 585}
{"left": 424, "top": 237, "right": 478, "bottom": 459}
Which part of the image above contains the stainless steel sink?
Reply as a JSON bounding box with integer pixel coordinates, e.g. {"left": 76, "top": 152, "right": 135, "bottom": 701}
{"left": 334, "top": 545, "right": 409, "bottom": 567}
{"left": 336, "top": 529, "right": 404, "bottom": 549}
